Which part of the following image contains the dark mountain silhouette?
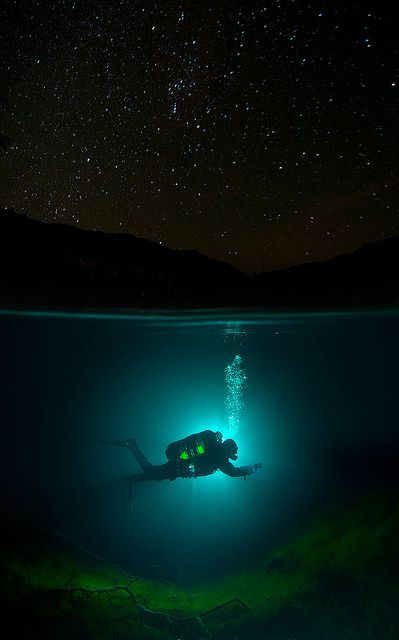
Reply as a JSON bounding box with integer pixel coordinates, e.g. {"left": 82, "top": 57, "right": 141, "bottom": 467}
{"left": 253, "top": 236, "right": 399, "bottom": 309}
{"left": 0, "top": 208, "right": 398, "bottom": 310}
{"left": 0, "top": 208, "right": 248, "bottom": 309}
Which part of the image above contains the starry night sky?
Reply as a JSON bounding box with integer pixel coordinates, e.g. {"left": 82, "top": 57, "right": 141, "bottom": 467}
{"left": 1, "top": 0, "right": 398, "bottom": 273}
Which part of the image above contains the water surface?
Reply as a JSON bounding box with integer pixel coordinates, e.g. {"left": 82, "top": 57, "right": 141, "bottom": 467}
{"left": 1, "top": 307, "right": 398, "bottom": 586}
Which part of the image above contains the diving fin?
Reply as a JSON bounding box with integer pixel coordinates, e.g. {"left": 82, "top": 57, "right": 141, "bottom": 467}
{"left": 102, "top": 438, "right": 153, "bottom": 470}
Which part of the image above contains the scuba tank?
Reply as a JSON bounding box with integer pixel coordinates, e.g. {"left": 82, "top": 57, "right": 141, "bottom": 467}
{"left": 165, "top": 430, "right": 222, "bottom": 462}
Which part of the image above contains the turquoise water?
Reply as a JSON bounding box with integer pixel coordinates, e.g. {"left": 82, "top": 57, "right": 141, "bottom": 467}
{"left": 1, "top": 307, "right": 398, "bottom": 586}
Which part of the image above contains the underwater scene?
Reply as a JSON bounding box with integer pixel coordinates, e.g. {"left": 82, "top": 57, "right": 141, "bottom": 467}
{"left": 1, "top": 308, "right": 399, "bottom": 639}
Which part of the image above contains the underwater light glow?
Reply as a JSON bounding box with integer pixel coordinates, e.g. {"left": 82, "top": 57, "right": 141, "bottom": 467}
{"left": 225, "top": 354, "right": 247, "bottom": 433}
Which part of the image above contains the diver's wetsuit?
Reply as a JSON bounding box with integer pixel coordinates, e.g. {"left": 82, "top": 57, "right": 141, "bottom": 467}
{"left": 125, "top": 439, "right": 254, "bottom": 483}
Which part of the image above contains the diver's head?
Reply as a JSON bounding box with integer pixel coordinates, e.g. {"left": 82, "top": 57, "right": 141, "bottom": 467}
{"left": 222, "top": 438, "right": 238, "bottom": 460}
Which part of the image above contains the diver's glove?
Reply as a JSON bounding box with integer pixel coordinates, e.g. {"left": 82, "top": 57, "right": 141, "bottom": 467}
{"left": 241, "top": 463, "right": 262, "bottom": 476}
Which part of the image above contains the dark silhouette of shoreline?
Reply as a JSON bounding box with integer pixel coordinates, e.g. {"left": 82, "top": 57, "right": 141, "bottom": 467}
{"left": 0, "top": 208, "right": 398, "bottom": 310}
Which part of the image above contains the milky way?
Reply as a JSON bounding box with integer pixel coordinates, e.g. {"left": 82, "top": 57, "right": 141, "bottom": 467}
{"left": 0, "top": 0, "right": 398, "bottom": 272}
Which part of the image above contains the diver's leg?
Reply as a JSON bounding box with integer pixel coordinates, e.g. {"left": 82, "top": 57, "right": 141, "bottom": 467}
{"left": 100, "top": 437, "right": 152, "bottom": 469}
{"left": 125, "top": 439, "right": 153, "bottom": 470}
{"left": 124, "top": 462, "right": 177, "bottom": 484}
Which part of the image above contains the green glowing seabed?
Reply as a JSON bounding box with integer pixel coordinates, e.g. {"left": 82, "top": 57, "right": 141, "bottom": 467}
{"left": 1, "top": 490, "right": 399, "bottom": 640}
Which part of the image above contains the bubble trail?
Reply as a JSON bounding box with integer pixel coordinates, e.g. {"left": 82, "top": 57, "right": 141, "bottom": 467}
{"left": 225, "top": 354, "right": 247, "bottom": 433}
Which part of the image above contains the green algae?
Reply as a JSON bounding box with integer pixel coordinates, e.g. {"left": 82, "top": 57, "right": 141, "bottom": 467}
{"left": 2, "top": 489, "right": 399, "bottom": 639}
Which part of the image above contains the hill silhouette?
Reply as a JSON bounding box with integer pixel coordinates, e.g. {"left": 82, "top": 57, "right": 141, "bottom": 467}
{"left": 0, "top": 208, "right": 398, "bottom": 310}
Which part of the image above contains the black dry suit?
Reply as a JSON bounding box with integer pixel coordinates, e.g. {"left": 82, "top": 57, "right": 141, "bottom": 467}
{"left": 125, "top": 430, "right": 257, "bottom": 484}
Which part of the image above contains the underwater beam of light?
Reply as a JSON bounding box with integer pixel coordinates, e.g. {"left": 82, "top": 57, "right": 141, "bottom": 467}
{"left": 225, "top": 354, "right": 247, "bottom": 433}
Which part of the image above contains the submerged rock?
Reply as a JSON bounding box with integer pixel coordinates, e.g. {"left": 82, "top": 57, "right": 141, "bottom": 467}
{"left": 1, "top": 489, "right": 398, "bottom": 639}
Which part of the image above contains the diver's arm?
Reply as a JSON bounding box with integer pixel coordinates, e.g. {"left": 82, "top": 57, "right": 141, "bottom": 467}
{"left": 219, "top": 461, "right": 261, "bottom": 477}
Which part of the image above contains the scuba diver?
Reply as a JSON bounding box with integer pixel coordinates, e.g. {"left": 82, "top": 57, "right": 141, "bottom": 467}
{"left": 102, "top": 430, "right": 261, "bottom": 485}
